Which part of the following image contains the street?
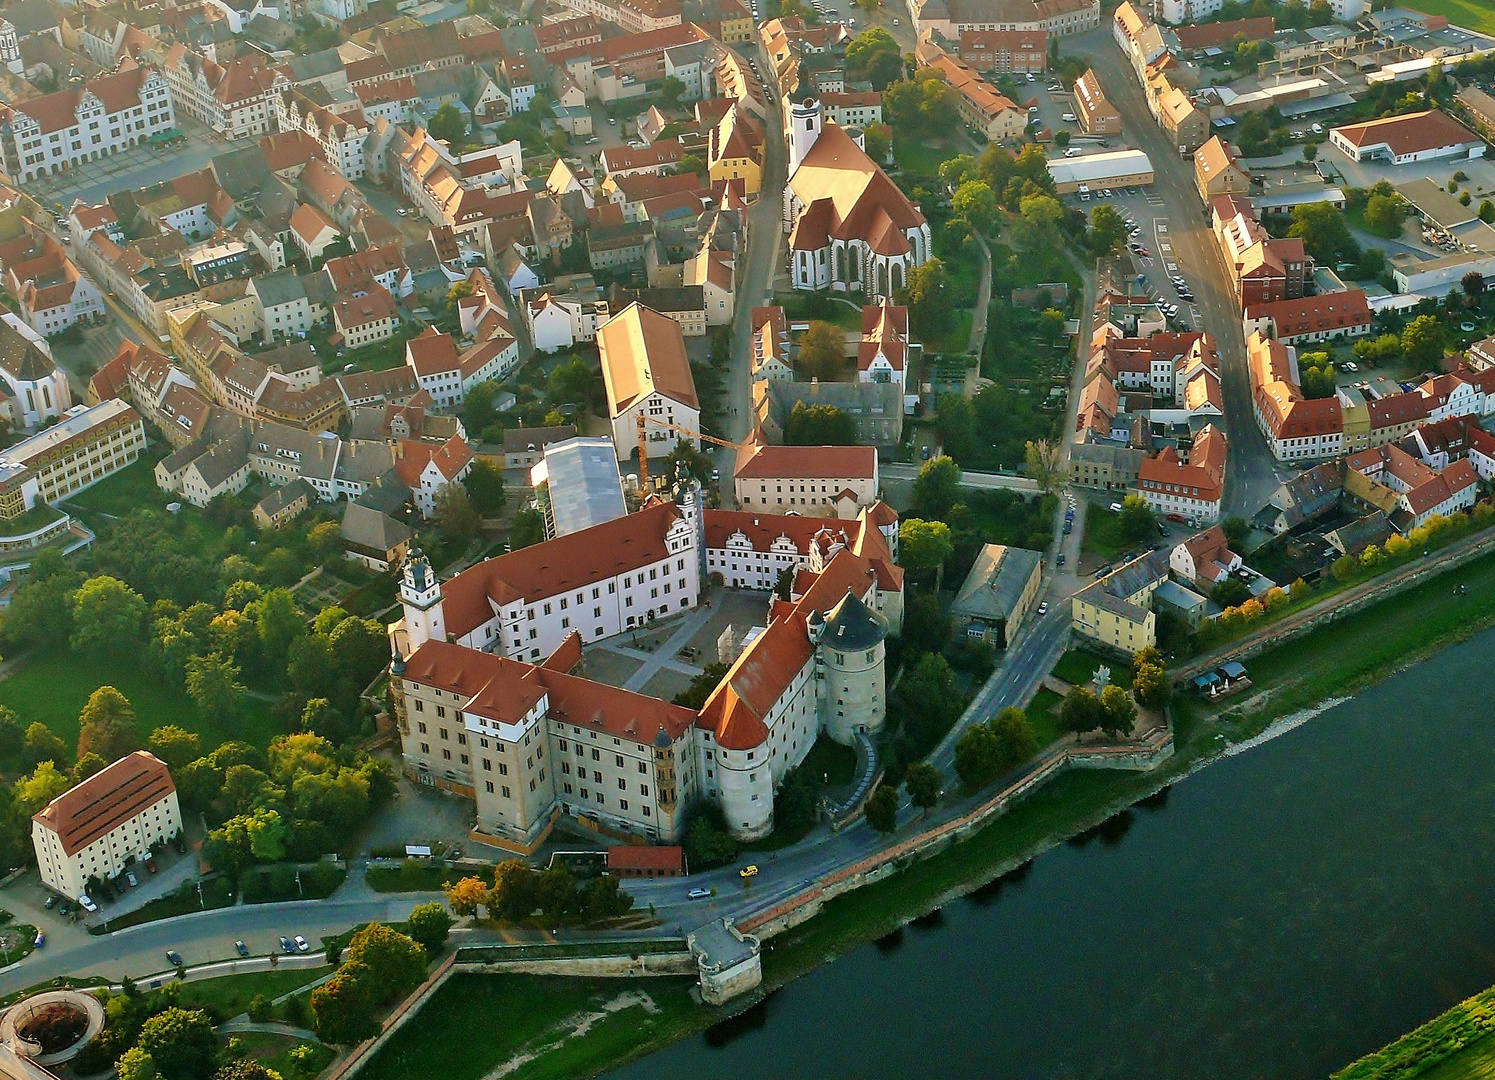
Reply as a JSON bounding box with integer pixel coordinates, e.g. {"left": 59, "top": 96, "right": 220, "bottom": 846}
{"left": 1077, "top": 26, "right": 1287, "bottom": 520}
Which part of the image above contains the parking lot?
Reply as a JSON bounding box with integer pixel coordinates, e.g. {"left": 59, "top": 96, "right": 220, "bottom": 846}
{"left": 1068, "top": 184, "right": 1204, "bottom": 332}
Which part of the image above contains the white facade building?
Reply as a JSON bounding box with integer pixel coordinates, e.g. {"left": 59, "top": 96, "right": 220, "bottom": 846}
{"left": 32, "top": 752, "right": 181, "bottom": 900}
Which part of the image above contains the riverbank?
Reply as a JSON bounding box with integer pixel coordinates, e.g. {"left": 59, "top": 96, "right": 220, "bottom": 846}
{"left": 1331, "top": 981, "right": 1495, "bottom": 1079}
{"left": 361, "top": 544, "right": 1495, "bottom": 1080}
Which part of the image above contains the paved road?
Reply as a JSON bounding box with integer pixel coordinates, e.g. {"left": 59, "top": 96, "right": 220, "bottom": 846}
{"left": 1080, "top": 27, "right": 1286, "bottom": 521}
{"left": 0, "top": 893, "right": 439, "bottom": 998}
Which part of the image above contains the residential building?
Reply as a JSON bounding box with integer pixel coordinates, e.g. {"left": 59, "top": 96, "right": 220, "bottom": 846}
{"left": 524, "top": 282, "right": 611, "bottom": 352}
{"left": 1070, "top": 549, "right": 1168, "bottom": 656}
{"left": 252, "top": 478, "right": 312, "bottom": 529}
{"left": 32, "top": 751, "right": 181, "bottom": 901}
{"left": 958, "top": 29, "right": 1047, "bottom": 73}
{"left": 1136, "top": 424, "right": 1227, "bottom": 525}
{"left": 820, "top": 91, "right": 883, "bottom": 130}
{"left": 1346, "top": 442, "right": 1478, "bottom": 532}
{"left": 759, "top": 379, "right": 904, "bottom": 450}
{"left": 341, "top": 501, "right": 414, "bottom": 571}
{"left": 1072, "top": 68, "right": 1120, "bottom": 135}
{"left": 750, "top": 305, "right": 792, "bottom": 383}
{"left": 333, "top": 285, "right": 400, "bottom": 350}
{"left": 248, "top": 270, "right": 314, "bottom": 343}
{"left": 1169, "top": 525, "right": 1241, "bottom": 592}
{"left": 908, "top": 0, "right": 1100, "bottom": 40}
{"left": 0, "top": 399, "right": 145, "bottom": 517}
{"left": 924, "top": 51, "right": 1028, "bottom": 143}
{"left": 734, "top": 440, "right": 879, "bottom": 517}
{"left": 708, "top": 105, "right": 764, "bottom": 194}
{"left": 0, "top": 64, "right": 174, "bottom": 184}
{"left": 1212, "top": 195, "right": 1311, "bottom": 307}
{"left": 1193, "top": 136, "right": 1249, "bottom": 204}
{"left": 598, "top": 302, "right": 701, "bottom": 460}
{"left": 395, "top": 434, "right": 474, "bottom": 518}
{"left": 4, "top": 239, "right": 104, "bottom": 339}
{"left": 1248, "top": 331, "right": 1343, "bottom": 462}
{"left": 857, "top": 300, "right": 911, "bottom": 389}
{"left": 1156, "top": 83, "right": 1207, "bottom": 155}
{"left": 1242, "top": 291, "right": 1373, "bottom": 346}
{"left": 949, "top": 543, "right": 1043, "bottom": 647}
{"left": 403, "top": 324, "right": 518, "bottom": 411}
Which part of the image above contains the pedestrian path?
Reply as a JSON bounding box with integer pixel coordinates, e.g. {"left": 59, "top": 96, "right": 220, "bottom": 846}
{"left": 621, "top": 605, "right": 715, "bottom": 692}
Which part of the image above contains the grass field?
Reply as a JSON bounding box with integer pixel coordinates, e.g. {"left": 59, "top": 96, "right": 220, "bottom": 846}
{"left": 96, "top": 879, "right": 235, "bottom": 934}
{"left": 1421, "top": 1034, "right": 1495, "bottom": 1080}
{"left": 183, "top": 967, "right": 333, "bottom": 1019}
{"left": 1024, "top": 688, "right": 1064, "bottom": 749}
{"left": 893, "top": 136, "right": 952, "bottom": 178}
{"left": 1080, "top": 506, "right": 1132, "bottom": 561}
{"left": 65, "top": 449, "right": 174, "bottom": 519}
{"left": 1406, "top": 0, "right": 1495, "bottom": 35}
{"left": 357, "top": 974, "right": 704, "bottom": 1080}
{"left": 0, "top": 650, "right": 283, "bottom": 752}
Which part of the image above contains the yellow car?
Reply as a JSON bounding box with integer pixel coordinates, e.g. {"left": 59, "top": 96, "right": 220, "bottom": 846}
{"left": 739, "top": 865, "right": 759, "bottom": 879}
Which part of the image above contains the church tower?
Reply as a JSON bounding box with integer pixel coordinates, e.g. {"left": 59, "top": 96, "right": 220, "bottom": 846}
{"left": 399, "top": 549, "right": 446, "bottom": 652}
{"left": 0, "top": 20, "right": 20, "bottom": 75}
{"left": 787, "top": 98, "right": 822, "bottom": 175}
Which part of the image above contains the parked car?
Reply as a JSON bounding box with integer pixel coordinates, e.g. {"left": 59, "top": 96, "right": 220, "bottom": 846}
{"left": 77, "top": 895, "right": 98, "bottom": 914}
{"left": 145, "top": 857, "right": 158, "bottom": 874}
{"left": 687, "top": 887, "right": 712, "bottom": 900}
{"left": 279, "top": 937, "right": 295, "bottom": 954}
{"left": 1037, "top": 602, "right": 1049, "bottom": 615}
{"left": 1061, "top": 112, "right": 1077, "bottom": 122}
{"left": 32, "top": 933, "right": 43, "bottom": 948}
{"left": 294, "top": 935, "right": 310, "bottom": 953}
{"left": 126, "top": 872, "right": 138, "bottom": 888}
{"left": 235, "top": 940, "right": 250, "bottom": 957}
{"left": 1056, "top": 553, "right": 1066, "bottom": 566}
{"left": 166, "top": 950, "right": 184, "bottom": 967}
{"left": 43, "top": 896, "right": 55, "bottom": 910}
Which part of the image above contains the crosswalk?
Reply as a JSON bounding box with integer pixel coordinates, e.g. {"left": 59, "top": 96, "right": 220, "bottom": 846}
{"left": 1144, "top": 190, "right": 1165, "bottom": 206}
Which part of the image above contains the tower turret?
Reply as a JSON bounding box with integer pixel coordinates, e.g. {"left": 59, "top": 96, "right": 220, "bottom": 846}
{"left": 816, "top": 589, "right": 889, "bottom": 745}
{"left": 788, "top": 98, "right": 822, "bottom": 175}
{"left": 399, "top": 548, "right": 446, "bottom": 652}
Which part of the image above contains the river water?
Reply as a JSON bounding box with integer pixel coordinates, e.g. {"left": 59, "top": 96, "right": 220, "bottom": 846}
{"left": 608, "top": 630, "right": 1495, "bottom": 1080}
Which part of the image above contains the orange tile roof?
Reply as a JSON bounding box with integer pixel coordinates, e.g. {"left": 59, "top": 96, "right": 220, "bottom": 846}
{"left": 34, "top": 751, "right": 175, "bottom": 857}
{"left": 734, "top": 441, "right": 876, "bottom": 481}
{"left": 597, "top": 302, "right": 700, "bottom": 412}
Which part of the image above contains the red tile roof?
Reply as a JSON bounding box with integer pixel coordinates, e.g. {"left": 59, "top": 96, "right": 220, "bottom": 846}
{"left": 734, "top": 441, "right": 876, "bottom": 480}
{"left": 34, "top": 751, "right": 175, "bottom": 857}
{"left": 1332, "top": 109, "right": 1480, "bottom": 158}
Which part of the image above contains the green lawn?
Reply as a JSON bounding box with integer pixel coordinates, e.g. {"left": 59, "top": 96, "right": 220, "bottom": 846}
{"left": 0, "top": 650, "right": 283, "bottom": 752}
{"left": 1334, "top": 982, "right": 1495, "bottom": 1080}
{"left": 184, "top": 967, "right": 334, "bottom": 1018}
{"left": 1051, "top": 649, "right": 1132, "bottom": 691}
{"left": 66, "top": 449, "right": 173, "bottom": 518}
{"left": 1406, "top": 0, "right": 1495, "bottom": 34}
{"left": 1081, "top": 507, "right": 1130, "bottom": 561}
{"left": 94, "top": 879, "right": 234, "bottom": 935}
{"left": 365, "top": 861, "right": 467, "bottom": 893}
{"left": 229, "top": 1032, "right": 335, "bottom": 1079}
{"left": 893, "top": 136, "right": 953, "bottom": 178}
{"left": 1420, "top": 1033, "right": 1495, "bottom": 1080}
{"left": 1025, "top": 688, "right": 1063, "bottom": 750}
{"left": 357, "top": 974, "right": 704, "bottom": 1080}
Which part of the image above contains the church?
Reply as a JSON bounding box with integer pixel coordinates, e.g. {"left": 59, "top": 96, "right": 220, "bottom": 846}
{"left": 782, "top": 98, "right": 933, "bottom": 301}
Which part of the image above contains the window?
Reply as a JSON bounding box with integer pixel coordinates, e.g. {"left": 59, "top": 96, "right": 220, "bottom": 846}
{"left": 501, "top": 786, "right": 511, "bottom": 798}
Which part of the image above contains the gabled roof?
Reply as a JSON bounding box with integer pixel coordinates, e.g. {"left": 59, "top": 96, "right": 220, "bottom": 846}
{"left": 787, "top": 123, "right": 924, "bottom": 250}
{"left": 34, "top": 751, "right": 175, "bottom": 857}
{"left": 1331, "top": 109, "right": 1479, "bottom": 157}
{"left": 597, "top": 302, "right": 700, "bottom": 412}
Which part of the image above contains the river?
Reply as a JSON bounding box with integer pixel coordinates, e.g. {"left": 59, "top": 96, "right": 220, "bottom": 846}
{"left": 607, "top": 630, "right": 1495, "bottom": 1080}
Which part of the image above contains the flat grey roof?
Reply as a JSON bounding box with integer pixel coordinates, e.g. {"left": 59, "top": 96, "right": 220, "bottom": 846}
{"left": 532, "top": 436, "right": 627, "bottom": 537}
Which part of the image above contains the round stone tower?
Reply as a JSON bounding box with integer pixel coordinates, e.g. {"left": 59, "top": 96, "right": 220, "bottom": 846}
{"left": 815, "top": 589, "right": 889, "bottom": 745}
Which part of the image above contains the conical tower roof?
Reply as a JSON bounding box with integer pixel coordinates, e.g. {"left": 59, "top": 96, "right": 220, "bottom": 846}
{"left": 820, "top": 589, "right": 887, "bottom": 651}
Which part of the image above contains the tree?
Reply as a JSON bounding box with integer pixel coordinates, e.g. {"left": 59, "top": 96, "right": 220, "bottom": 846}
{"left": 489, "top": 859, "right": 539, "bottom": 921}
{"left": 15, "top": 761, "right": 71, "bottom": 816}
{"left": 1054, "top": 129, "right": 1070, "bottom": 149}
{"left": 796, "top": 321, "right": 847, "bottom": 379}
{"left": 464, "top": 380, "right": 501, "bottom": 432}
{"left": 1464, "top": 270, "right": 1486, "bottom": 300}
{"left": 248, "top": 589, "right": 303, "bottom": 666}
{"left": 912, "top": 455, "right": 961, "bottom": 519}
{"left": 1012, "top": 194, "right": 1064, "bottom": 251}
{"left": 784, "top": 402, "right": 856, "bottom": 445}
{"left": 1364, "top": 192, "right": 1406, "bottom": 238}
{"left": 186, "top": 653, "right": 245, "bottom": 719}
{"left": 660, "top": 75, "right": 686, "bottom": 103}
{"left": 70, "top": 575, "right": 146, "bottom": 657}
{"left": 464, "top": 459, "right": 505, "bottom": 515}
{"left": 678, "top": 153, "right": 707, "bottom": 178}
{"left": 1059, "top": 686, "right": 1103, "bottom": 737}
{"left": 1024, "top": 439, "right": 1066, "bottom": 493}
{"left": 429, "top": 103, "right": 468, "bottom": 145}
{"left": 1089, "top": 203, "right": 1126, "bottom": 256}
{"left": 1117, "top": 495, "right": 1155, "bottom": 543}
{"left": 864, "top": 121, "right": 891, "bottom": 164}
{"left": 137, "top": 1007, "right": 218, "bottom": 1080}
{"left": 845, "top": 28, "right": 903, "bottom": 89}
{"left": 1401, "top": 314, "right": 1445, "bottom": 366}
{"left": 406, "top": 901, "right": 454, "bottom": 955}
{"left": 673, "top": 662, "right": 729, "bottom": 710}
{"left": 77, "top": 686, "right": 139, "bottom": 763}
{"left": 954, "top": 721, "right": 1003, "bottom": 788}
{"left": 990, "top": 705, "right": 1036, "bottom": 763}
{"left": 904, "top": 761, "right": 941, "bottom": 810}
{"left": 935, "top": 393, "right": 976, "bottom": 461}
{"left": 864, "top": 783, "right": 899, "bottom": 833}
{"left": 508, "top": 508, "right": 546, "bottom": 550}
{"left": 1132, "top": 662, "right": 1171, "bottom": 709}
{"left": 72, "top": 752, "right": 107, "bottom": 782}
{"left": 1481, "top": 200, "right": 1495, "bottom": 225}
{"left": 898, "top": 519, "right": 954, "bottom": 586}
{"left": 951, "top": 180, "right": 997, "bottom": 234}
{"left": 900, "top": 257, "right": 949, "bottom": 336}
{"left": 311, "top": 966, "right": 377, "bottom": 1045}
{"left": 22, "top": 724, "right": 68, "bottom": 771}
{"left": 1288, "top": 201, "right": 1354, "bottom": 263}
{"left": 1098, "top": 684, "right": 1137, "bottom": 738}
{"left": 433, "top": 483, "right": 480, "bottom": 545}
{"left": 445, "top": 876, "right": 489, "bottom": 917}
{"left": 116, "top": 1048, "right": 160, "bottom": 1080}
{"left": 214, "top": 1063, "right": 282, "bottom": 1080}
{"left": 346, "top": 923, "right": 428, "bottom": 1002}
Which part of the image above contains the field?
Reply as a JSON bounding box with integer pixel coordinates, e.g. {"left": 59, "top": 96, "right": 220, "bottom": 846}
{"left": 1080, "top": 506, "right": 1131, "bottom": 561}
{"left": 0, "top": 650, "right": 283, "bottom": 751}
{"left": 1406, "top": 0, "right": 1495, "bottom": 35}
{"left": 181, "top": 967, "right": 334, "bottom": 1018}
{"left": 357, "top": 974, "right": 704, "bottom": 1080}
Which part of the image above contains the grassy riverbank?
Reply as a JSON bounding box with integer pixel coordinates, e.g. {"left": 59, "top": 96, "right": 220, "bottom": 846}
{"left": 1332, "top": 983, "right": 1495, "bottom": 1079}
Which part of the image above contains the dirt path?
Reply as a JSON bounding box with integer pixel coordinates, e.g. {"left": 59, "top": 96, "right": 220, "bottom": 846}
{"left": 478, "top": 990, "right": 661, "bottom": 1080}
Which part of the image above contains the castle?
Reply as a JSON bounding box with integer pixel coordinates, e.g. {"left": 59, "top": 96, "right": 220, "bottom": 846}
{"left": 388, "top": 479, "right": 903, "bottom": 845}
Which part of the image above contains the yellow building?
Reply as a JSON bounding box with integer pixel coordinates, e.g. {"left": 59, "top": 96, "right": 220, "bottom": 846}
{"left": 1069, "top": 550, "right": 1168, "bottom": 656}
{"left": 708, "top": 104, "right": 764, "bottom": 195}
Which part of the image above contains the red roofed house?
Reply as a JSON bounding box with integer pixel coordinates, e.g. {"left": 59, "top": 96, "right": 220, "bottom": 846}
{"left": 857, "top": 300, "right": 910, "bottom": 390}
{"left": 607, "top": 845, "right": 684, "bottom": 876}
{"left": 4, "top": 239, "right": 105, "bottom": 337}
{"left": 1346, "top": 442, "right": 1478, "bottom": 532}
{"left": 1242, "top": 289, "right": 1372, "bottom": 346}
{"left": 1169, "top": 524, "right": 1241, "bottom": 591}
{"left": 1137, "top": 424, "right": 1228, "bottom": 525}
{"left": 390, "top": 497, "right": 902, "bottom": 845}
{"left": 32, "top": 751, "right": 181, "bottom": 900}
{"left": 333, "top": 283, "right": 400, "bottom": 350}
{"left": 1248, "top": 331, "right": 1344, "bottom": 461}
{"left": 395, "top": 433, "right": 474, "bottom": 517}
{"left": 288, "top": 203, "right": 341, "bottom": 263}
{"left": 404, "top": 313, "right": 518, "bottom": 410}
{"left": 734, "top": 438, "right": 879, "bottom": 517}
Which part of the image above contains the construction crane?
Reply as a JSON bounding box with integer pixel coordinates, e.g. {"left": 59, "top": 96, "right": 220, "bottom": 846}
{"left": 636, "top": 412, "right": 748, "bottom": 493}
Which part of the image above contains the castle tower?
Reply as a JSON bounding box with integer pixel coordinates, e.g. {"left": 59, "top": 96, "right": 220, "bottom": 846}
{"left": 399, "top": 548, "right": 446, "bottom": 653}
{"left": 816, "top": 589, "right": 889, "bottom": 745}
{"left": 787, "top": 98, "right": 822, "bottom": 175}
